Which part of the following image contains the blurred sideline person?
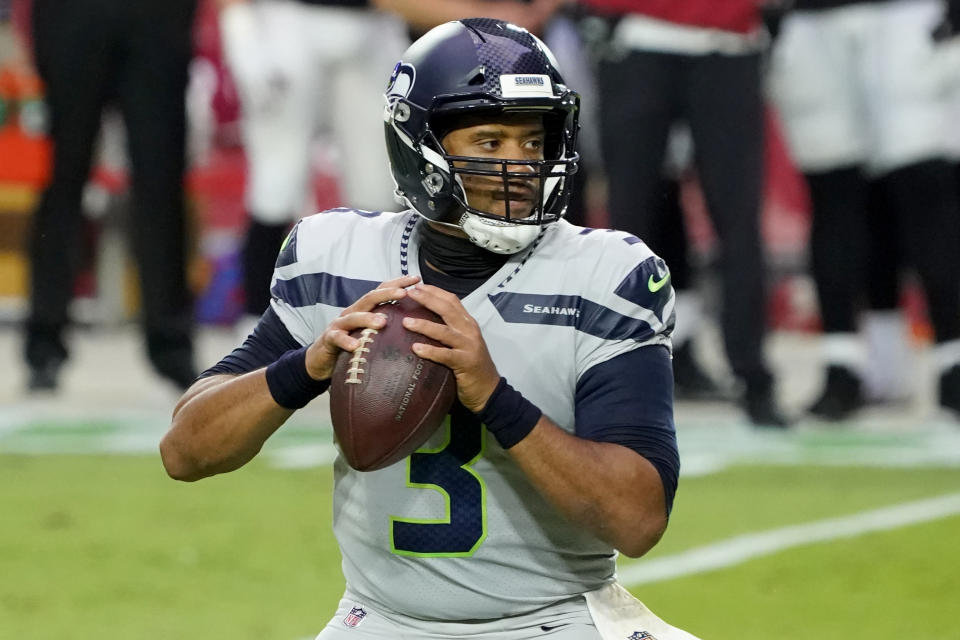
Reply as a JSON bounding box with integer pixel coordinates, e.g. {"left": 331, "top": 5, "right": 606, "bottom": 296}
{"left": 24, "top": 0, "right": 199, "bottom": 391}
{"left": 579, "top": 0, "right": 789, "bottom": 426}
{"left": 861, "top": 176, "right": 913, "bottom": 404}
{"left": 769, "top": 0, "right": 960, "bottom": 419}
{"left": 217, "top": 0, "right": 408, "bottom": 328}
{"left": 860, "top": 11, "right": 960, "bottom": 406}
{"left": 648, "top": 125, "right": 731, "bottom": 401}
{"left": 373, "top": 0, "right": 566, "bottom": 34}
{"left": 161, "top": 19, "right": 701, "bottom": 640}
{"left": 0, "top": 0, "right": 29, "bottom": 75}
{"left": 609, "top": 122, "right": 729, "bottom": 400}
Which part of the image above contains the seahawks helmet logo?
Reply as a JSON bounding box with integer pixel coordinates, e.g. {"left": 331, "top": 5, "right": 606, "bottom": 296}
{"left": 386, "top": 62, "right": 416, "bottom": 105}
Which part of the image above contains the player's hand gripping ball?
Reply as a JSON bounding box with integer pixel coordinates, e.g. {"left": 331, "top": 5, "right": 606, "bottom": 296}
{"left": 330, "top": 296, "right": 457, "bottom": 471}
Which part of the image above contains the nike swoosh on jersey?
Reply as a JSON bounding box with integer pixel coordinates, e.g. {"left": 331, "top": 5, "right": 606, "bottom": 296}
{"left": 647, "top": 272, "right": 670, "bottom": 292}
{"left": 540, "top": 623, "right": 569, "bottom": 632}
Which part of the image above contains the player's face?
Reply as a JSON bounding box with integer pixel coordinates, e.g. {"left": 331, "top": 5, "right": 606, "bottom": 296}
{"left": 441, "top": 113, "right": 545, "bottom": 220}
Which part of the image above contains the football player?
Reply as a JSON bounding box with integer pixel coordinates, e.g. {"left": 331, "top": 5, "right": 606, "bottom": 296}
{"left": 161, "top": 19, "right": 698, "bottom": 639}
{"left": 769, "top": 0, "right": 960, "bottom": 418}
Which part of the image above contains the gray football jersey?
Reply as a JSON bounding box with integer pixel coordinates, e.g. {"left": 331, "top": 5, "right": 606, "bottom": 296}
{"left": 270, "top": 209, "right": 675, "bottom": 621}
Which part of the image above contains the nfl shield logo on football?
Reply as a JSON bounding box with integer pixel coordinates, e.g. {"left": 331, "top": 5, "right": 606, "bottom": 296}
{"left": 342, "top": 606, "right": 367, "bottom": 628}
{"left": 628, "top": 632, "right": 656, "bottom": 640}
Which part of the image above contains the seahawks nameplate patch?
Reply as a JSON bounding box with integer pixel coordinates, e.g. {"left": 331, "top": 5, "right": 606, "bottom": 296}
{"left": 500, "top": 74, "right": 553, "bottom": 98}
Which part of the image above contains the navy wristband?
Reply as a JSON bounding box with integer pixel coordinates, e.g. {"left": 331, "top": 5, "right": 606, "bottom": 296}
{"left": 265, "top": 346, "right": 330, "bottom": 409}
{"left": 477, "top": 377, "right": 542, "bottom": 449}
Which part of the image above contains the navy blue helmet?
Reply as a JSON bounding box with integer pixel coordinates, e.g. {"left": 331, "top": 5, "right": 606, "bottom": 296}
{"left": 383, "top": 18, "right": 580, "bottom": 253}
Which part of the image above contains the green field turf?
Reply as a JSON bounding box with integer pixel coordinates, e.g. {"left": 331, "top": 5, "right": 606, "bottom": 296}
{"left": 644, "top": 516, "right": 960, "bottom": 640}
{"left": 3, "top": 455, "right": 960, "bottom": 640}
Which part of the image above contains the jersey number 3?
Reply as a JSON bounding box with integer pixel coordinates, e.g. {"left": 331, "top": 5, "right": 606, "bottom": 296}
{"left": 390, "top": 405, "right": 487, "bottom": 557}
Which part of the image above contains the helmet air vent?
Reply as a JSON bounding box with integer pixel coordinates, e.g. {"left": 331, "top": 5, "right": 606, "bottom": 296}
{"left": 466, "top": 66, "right": 486, "bottom": 86}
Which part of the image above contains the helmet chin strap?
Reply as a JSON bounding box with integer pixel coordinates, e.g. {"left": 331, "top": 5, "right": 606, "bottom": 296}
{"left": 445, "top": 171, "right": 540, "bottom": 255}
{"left": 459, "top": 213, "right": 541, "bottom": 254}
{"left": 413, "top": 211, "right": 539, "bottom": 255}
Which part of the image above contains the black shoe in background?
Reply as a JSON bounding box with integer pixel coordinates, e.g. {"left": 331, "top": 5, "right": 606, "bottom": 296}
{"left": 147, "top": 329, "right": 198, "bottom": 391}
{"left": 808, "top": 365, "right": 863, "bottom": 420}
{"left": 150, "top": 348, "right": 198, "bottom": 391}
{"left": 744, "top": 392, "right": 791, "bottom": 428}
{"left": 25, "top": 321, "right": 68, "bottom": 392}
{"left": 939, "top": 364, "right": 960, "bottom": 417}
{"left": 28, "top": 358, "right": 64, "bottom": 392}
{"left": 672, "top": 341, "right": 731, "bottom": 401}
{"left": 742, "top": 374, "right": 791, "bottom": 428}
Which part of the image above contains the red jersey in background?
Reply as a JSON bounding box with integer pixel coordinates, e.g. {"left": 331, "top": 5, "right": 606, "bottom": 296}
{"left": 582, "top": 0, "right": 763, "bottom": 34}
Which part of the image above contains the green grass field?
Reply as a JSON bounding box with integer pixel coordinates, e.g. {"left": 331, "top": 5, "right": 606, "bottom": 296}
{"left": 4, "top": 453, "right": 960, "bottom": 640}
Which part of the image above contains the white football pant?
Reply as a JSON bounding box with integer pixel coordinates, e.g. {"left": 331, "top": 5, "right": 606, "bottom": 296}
{"left": 221, "top": 0, "right": 408, "bottom": 223}
{"left": 769, "top": 0, "right": 955, "bottom": 175}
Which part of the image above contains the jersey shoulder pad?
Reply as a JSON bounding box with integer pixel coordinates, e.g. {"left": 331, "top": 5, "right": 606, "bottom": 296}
{"left": 270, "top": 209, "right": 410, "bottom": 312}
{"left": 559, "top": 225, "right": 673, "bottom": 324}
{"left": 278, "top": 208, "right": 407, "bottom": 269}
{"left": 537, "top": 225, "right": 674, "bottom": 376}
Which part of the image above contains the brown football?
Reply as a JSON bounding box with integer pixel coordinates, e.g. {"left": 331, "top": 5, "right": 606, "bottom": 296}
{"left": 329, "top": 296, "right": 457, "bottom": 471}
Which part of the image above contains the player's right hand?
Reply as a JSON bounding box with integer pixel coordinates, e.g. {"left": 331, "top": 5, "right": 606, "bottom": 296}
{"left": 304, "top": 275, "right": 421, "bottom": 381}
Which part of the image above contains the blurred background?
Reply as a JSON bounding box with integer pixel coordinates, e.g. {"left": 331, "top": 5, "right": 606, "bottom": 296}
{"left": 2, "top": 0, "right": 960, "bottom": 638}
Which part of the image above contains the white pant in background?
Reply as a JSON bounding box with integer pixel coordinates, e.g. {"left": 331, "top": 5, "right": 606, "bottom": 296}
{"left": 769, "top": 0, "right": 955, "bottom": 174}
{"left": 221, "top": 0, "right": 408, "bottom": 223}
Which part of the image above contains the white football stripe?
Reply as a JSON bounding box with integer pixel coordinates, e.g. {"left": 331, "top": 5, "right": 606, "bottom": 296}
{"left": 619, "top": 492, "right": 960, "bottom": 586}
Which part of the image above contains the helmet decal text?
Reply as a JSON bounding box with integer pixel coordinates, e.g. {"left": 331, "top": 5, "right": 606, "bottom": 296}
{"left": 499, "top": 74, "right": 553, "bottom": 98}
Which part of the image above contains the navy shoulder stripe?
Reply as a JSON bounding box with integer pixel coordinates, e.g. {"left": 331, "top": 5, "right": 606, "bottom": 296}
{"left": 272, "top": 272, "right": 380, "bottom": 308}
{"left": 488, "top": 292, "right": 656, "bottom": 342}
{"left": 614, "top": 256, "right": 671, "bottom": 322}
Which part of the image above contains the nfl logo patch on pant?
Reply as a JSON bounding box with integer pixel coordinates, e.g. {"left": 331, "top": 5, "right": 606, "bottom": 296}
{"left": 342, "top": 606, "right": 367, "bottom": 628}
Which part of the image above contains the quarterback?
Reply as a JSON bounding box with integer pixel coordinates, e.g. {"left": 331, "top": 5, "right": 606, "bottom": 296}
{"left": 161, "top": 19, "right": 698, "bottom": 640}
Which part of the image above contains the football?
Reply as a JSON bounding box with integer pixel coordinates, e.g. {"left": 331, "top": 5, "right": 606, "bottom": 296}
{"left": 329, "top": 296, "right": 457, "bottom": 471}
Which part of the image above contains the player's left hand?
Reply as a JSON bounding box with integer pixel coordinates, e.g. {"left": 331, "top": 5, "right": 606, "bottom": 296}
{"left": 403, "top": 284, "right": 501, "bottom": 413}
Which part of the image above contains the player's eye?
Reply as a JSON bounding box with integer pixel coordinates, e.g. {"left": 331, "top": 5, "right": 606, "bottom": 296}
{"left": 522, "top": 137, "right": 545, "bottom": 158}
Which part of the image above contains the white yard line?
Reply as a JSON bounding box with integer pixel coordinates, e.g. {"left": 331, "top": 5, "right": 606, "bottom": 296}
{"left": 619, "top": 492, "right": 960, "bottom": 586}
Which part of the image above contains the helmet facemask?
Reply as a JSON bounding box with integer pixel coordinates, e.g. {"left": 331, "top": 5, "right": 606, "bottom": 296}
{"left": 412, "top": 106, "right": 579, "bottom": 253}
